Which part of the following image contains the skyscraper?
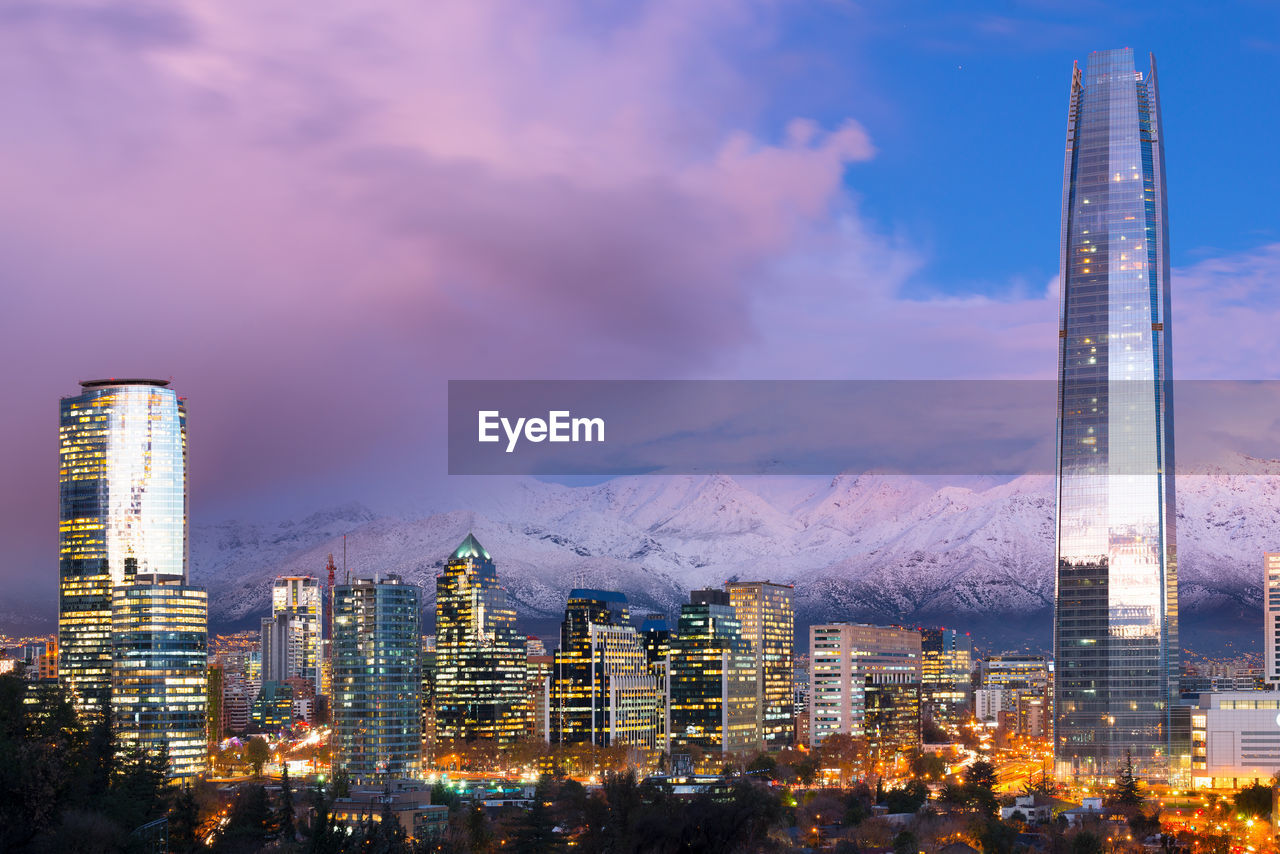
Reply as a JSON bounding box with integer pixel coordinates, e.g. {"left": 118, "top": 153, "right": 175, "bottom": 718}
{"left": 550, "top": 589, "right": 658, "bottom": 748}
{"left": 111, "top": 576, "right": 208, "bottom": 780}
{"left": 434, "top": 534, "right": 528, "bottom": 744}
{"left": 920, "top": 628, "right": 972, "bottom": 727}
{"left": 1054, "top": 48, "right": 1178, "bottom": 780}
{"left": 333, "top": 575, "right": 423, "bottom": 783}
{"left": 59, "top": 379, "right": 188, "bottom": 717}
{"left": 262, "top": 576, "right": 323, "bottom": 698}
{"left": 668, "top": 589, "right": 759, "bottom": 755}
{"left": 726, "top": 581, "right": 795, "bottom": 750}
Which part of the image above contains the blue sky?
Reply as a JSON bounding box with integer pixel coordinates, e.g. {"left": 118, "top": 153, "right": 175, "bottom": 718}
{"left": 756, "top": 2, "right": 1280, "bottom": 299}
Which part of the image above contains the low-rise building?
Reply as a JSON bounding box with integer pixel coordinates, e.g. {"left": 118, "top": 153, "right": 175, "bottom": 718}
{"left": 1188, "top": 691, "right": 1280, "bottom": 788}
{"left": 329, "top": 783, "right": 448, "bottom": 841}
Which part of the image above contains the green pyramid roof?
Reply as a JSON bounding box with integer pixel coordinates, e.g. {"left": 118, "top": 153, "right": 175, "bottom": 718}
{"left": 452, "top": 533, "right": 490, "bottom": 561}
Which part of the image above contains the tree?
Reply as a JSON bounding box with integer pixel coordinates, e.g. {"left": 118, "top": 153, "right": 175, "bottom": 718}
{"left": 373, "top": 784, "right": 407, "bottom": 854}
{"left": 305, "top": 784, "right": 346, "bottom": 854}
{"left": 1234, "top": 783, "right": 1273, "bottom": 819}
{"left": 1110, "top": 751, "right": 1143, "bottom": 809}
{"left": 278, "top": 763, "right": 297, "bottom": 844}
{"left": 215, "top": 785, "right": 273, "bottom": 853}
{"left": 964, "top": 760, "right": 999, "bottom": 815}
{"left": 169, "top": 784, "right": 201, "bottom": 854}
{"left": 330, "top": 767, "right": 351, "bottom": 799}
{"left": 883, "top": 780, "right": 929, "bottom": 814}
{"left": 1071, "top": 829, "right": 1105, "bottom": 854}
{"left": 512, "top": 776, "right": 559, "bottom": 853}
{"left": 893, "top": 829, "right": 919, "bottom": 854}
{"left": 245, "top": 737, "right": 270, "bottom": 778}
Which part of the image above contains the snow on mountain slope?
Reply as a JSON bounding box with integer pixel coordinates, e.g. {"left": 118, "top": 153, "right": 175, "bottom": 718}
{"left": 191, "top": 468, "right": 1277, "bottom": 649}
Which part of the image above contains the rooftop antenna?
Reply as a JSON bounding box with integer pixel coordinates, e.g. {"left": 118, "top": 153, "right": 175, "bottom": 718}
{"left": 343, "top": 534, "right": 349, "bottom": 584}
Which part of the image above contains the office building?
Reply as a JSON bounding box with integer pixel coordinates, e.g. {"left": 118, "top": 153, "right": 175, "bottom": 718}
{"left": 550, "top": 590, "right": 659, "bottom": 748}
{"left": 59, "top": 378, "right": 188, "bottom": 718}
{"left": 920, "top": 628, "right": 972, "bottom": 726}
{"left": 668, "top": 590, "right": 759, "bottom": 754}
{"left": 809, "top": 623, "right": 921, "bottom": 763}
{"left": 262, "top": 576, "right": 323, "bottom": 698}
{"left": 1053, "top": 47, "right": 1179, "bottom": 780}
{"left": 726, "top": 581, "right": 794, "bottom": 750}
{"left": 333, "top": 575, "right": 423, "bottom": 783}
{"left": 434, "top": 534, "right": 528, "bottom": 744}
{"left": 111, "top": 577, "right": 208, "bottom": 780}
{"left": 1187, "top": 693, "right": 1280, "bottom": 789}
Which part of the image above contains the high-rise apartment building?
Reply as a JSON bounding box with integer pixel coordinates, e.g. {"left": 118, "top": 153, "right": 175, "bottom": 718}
{"left": 668, "top": 590, "right": 759, "bottom": 755}
{"left": 111, "top": 576, "right": 208, "bottom": 781}
{"left": 726, "top": 581, "right": 794, "bottom": 751}
{"left": 262, "top": 576, "right": 323, "bottom": 698}
{"left": 1054, "top": 47, "right": 1178, "bottom": 780}
{"left": 550, "top": 590, "right": 659, "bottom": 748}
{"left": 333, "top": 575, "right": 423, "bottom": 783}
{"left": 920, "top": 628, "right": 972, "bottom": 726}
{"left": 1265, "top": 553, "right": 1280, "bottom": 687}
{"left": 434, "top": 534, "right": 528, "bottom": 744}
{"left": 59, "top": 378, "right": 189, "bottom": 718}
{"left": 809, "top": 623, "right": 921, "bottom": 763}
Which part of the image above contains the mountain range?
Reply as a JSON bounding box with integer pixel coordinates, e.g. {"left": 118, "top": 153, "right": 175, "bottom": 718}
{"left": 187, "top": 467, "right": 1278, "bottom": 653}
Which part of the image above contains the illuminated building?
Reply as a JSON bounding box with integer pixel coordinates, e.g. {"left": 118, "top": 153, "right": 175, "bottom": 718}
{"left": 1266, "top": 553, "right": 1280, "bottom": 687}
{"left": 809, "top": 623, "right": 921, "bottom": 762}
{"left": 640, "top": 615, "right": 671, "bottom": 747}
{"left": 550, "top": 590, "right": 659, "bottom": 748}
{"left": 21, "top": 641, "right": 58, "bottom": 681}
{"left": 668, "top": 589, "right": 759, "bottom": 754}
{"left": 794, "top": 654, "right": 810, "bottom": 746}
{"left": 528, "top": 654, "right": 553, "bottom": 742}
{"left": 252, "top": 680, "right": 295, "bottom": 732}
{"left": 59, "top": 378, "right": 188, "bottom": 718}
{"left": 725, "top": 581, "right": 794, "bottom": 750}
{"left": 333, "top": 575, "right": 423, "bottom": 783}
{"left": 262, "top": 576, "right": 323, "bottom": 698}
{"left": 1053, "top": 47, "right": 1179, "bottom": 780}
{"left": 920, "top": 628, "right": 972, "bottom": 726}
{"left": 110, "top": 577, "right": 208, "bottom": 781}
{"left": 980, "top": 654, "right": 1050, "bottom": 732}
{"left": 1187, "top": 693, "right": 1280, "bottom": 789}
{"left": 207, "top": 661, "right": 224, "bottom": 748}
{"left": 433, "top": 534, "right": 528, "bottom": 744}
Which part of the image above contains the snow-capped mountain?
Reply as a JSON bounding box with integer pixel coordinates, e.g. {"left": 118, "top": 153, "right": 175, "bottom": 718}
{"left": 191, "top": 467, "right": 1279, "bottom": 651}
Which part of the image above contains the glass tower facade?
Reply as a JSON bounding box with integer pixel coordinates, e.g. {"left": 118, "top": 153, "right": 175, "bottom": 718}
{"left": 333, "top": 575, "right": 423, "bottom": 783}
{"left": 59, "top": 379, "right": 188, "bottom": 717}
{"left": 434, "top": 534, "right": 529, "bottom": 744}
{"left": 1054, "top": 48, "right": 1178, "bottom": 780}
{"left": 668, "top": 590, "right": 759, "bottom": 755}
{"left": 726, "top": 581, "right": 795, "bottom": 750}
{"left": 550, "top": 589, "right": 658, "bottom": 748}
{"left": 111, "top": 577, "right": 208, "bottom": 781}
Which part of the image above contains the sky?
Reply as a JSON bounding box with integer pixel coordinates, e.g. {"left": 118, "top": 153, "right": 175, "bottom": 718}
{"left": 2, "top": 0, "right": 1280, "bottom": 604}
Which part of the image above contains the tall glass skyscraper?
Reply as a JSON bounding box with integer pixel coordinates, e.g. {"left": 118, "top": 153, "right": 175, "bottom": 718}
{"left": 333, "top": 575, "right": 423, "bottom": 783}
{"left": 1054, "top": 48, "right": 1178, "bottom": 780}
{"left": 434, "top": 534, "right": 529, "bottom": 744}
{"left": 59, "top": 379, "right": 188, "bottom": 717}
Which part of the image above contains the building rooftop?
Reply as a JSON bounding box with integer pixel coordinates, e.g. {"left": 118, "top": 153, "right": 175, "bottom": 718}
{"left": 79, "top": 378, "right": 170, "bottom": 389}
{"left": 451, "top": 533, "right": 490, "bottom": 561}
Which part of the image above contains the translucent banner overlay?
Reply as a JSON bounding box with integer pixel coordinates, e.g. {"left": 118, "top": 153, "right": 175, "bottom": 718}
{"left": 447, "top": 380, "right": 1280, "bottom": 476}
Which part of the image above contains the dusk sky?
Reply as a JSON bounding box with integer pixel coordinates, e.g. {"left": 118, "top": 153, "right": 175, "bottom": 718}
{"left": 4, "top": 2, "right": 1280, "bottom": 603}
